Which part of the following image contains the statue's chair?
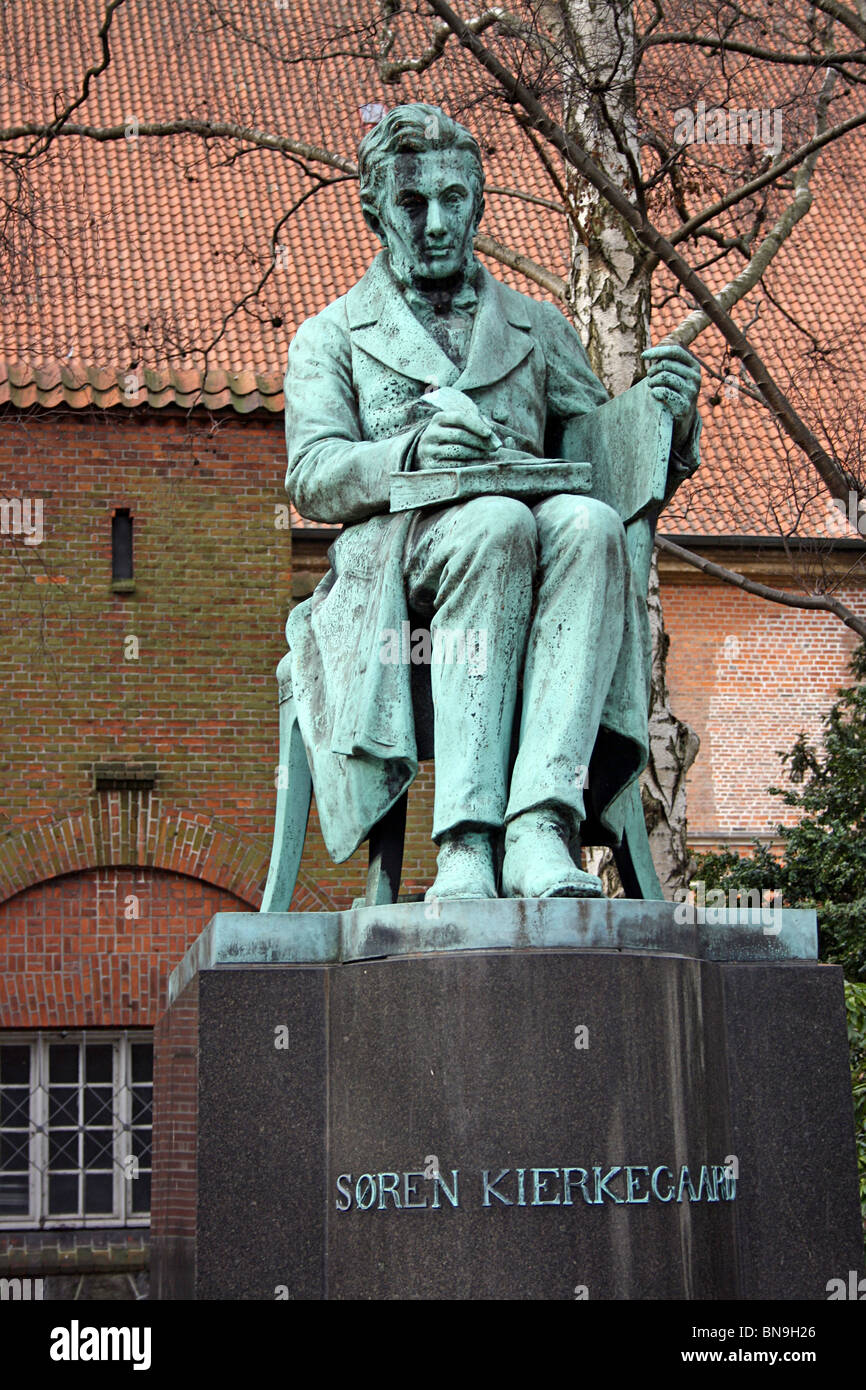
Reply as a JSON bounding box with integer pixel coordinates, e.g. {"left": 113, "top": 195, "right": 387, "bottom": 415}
{"left": 262, "top": 385, "right": 686, "bottom": 910}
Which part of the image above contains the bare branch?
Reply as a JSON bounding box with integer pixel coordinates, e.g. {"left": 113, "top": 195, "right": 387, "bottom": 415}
{"left": 661, "top": 107, "right": 866, "bottom": 252}
{"left": 377, "top": 1, "right": 507, "bottom": 81}
{"left": 425, "top": 0, "right": 858, "bottom": 504}
{"left": 641, "top": 31, "right": 866, "bottom": 67}
{"left": 474, "top": 230, "right": 567, "bottom": 297}
{"left": 0, "top": 120, "right": 358, "bottom": 176}
{"left": 656, "top": 536, "right": 866, "bottom": 640}
{"left": 486, "top": 183, "right": 565, "bottom": 213}
{"left": 515, "top": 115, "right": 573, "bottom": 209}
{"left": 668, "top": 69, "right": 838, "bottom": 346}
{"left": 29, "top": 0, "right": 128, "bottom": 158}
{"left": 196, "top": 175, "right": 356, "bottom": 367}
{"left": 810, "top": 0, "right": 866, "bottom": 46}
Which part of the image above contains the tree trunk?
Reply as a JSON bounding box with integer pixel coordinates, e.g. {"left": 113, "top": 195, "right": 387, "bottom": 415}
{"left": 643, "top": 550, "right": 700, "bottom": 894}
{"left": 555, "top": 0, "right": 648, "bottom": 392}
{"left": 551, "top": 0, "right": 699, "bottom": 895}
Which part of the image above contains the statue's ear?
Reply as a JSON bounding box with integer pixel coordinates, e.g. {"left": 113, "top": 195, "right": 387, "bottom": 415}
{"left": 361, "top": 203, "right": 383, "bottom": 240}
{"left": 473, "top": 196, "right": 485, "bottom": 231}
{"left": 360, "top": 187, "right": 386, "bottom": 241}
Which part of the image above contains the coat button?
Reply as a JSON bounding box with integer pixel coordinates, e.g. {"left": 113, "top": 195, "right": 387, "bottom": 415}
{"left": 504, "top": 435, "right": 515, "bottom": 449}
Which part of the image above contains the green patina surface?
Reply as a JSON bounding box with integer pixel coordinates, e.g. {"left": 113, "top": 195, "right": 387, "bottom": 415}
{"left": 281, "top": 104, "right": 702, "bottom": 903}
{"left": 169, "top": 900, "right": 818, "bottom": 1001}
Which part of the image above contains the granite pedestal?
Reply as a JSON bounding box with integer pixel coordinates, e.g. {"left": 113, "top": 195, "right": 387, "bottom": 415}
{"left": 151, "top": 900, "right": 863, "bottom": 1300}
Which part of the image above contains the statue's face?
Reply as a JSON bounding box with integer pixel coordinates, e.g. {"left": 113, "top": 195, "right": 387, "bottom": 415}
{"left": 377, "top": 148, "right": 479, "bottom": 283}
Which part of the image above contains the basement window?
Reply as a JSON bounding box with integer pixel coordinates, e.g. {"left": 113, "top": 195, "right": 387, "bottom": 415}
{"left": 111, "top": 509, "right": 134, "bottom": 592}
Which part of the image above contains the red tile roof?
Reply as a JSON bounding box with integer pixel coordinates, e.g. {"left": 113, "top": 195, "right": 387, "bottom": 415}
{"left": 0, "top": 0, "right": 862, "bottom": 540}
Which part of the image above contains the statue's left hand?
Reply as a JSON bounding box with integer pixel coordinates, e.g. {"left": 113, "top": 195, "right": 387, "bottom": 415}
{"left": 641, "top": 344, "right": 701, "bottom": 444}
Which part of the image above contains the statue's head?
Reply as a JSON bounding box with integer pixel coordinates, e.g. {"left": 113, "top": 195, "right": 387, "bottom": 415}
{"left": 358, "top": 103, "right": 485, "bottom": 285}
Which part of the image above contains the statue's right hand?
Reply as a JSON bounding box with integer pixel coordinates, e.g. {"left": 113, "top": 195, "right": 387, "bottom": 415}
{"left": 416, "top": 411, "right": 498, "bottom": 470}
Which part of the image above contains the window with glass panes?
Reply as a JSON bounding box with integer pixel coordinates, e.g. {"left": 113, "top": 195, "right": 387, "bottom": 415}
{"left": 0, "top": 1034, "right": 152, "bottom": 1226}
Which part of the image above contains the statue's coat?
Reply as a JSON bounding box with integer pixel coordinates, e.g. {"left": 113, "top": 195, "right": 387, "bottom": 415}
{"left": 284, "top": 252, "right": 699, "bottom": 862}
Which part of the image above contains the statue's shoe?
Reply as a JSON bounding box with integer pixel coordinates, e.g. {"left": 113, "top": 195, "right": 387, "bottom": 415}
{"left": 502, "top": 808, "right": 603, "bottom": 899}
{"left": 424, "top": 829, "right": 498, "bottom": 901}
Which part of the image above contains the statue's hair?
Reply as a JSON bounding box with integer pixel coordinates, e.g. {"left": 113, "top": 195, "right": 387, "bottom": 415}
{"left": 358, "top": 103, "right": 485, "bottom": 236}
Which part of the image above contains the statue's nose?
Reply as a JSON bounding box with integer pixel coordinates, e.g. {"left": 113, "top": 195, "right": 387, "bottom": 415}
{"left": 426, "top": 199, "right": 447, "bottom": 238}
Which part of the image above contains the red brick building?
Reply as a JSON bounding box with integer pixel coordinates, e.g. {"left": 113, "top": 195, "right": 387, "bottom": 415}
{"left": 1, "top": 0, "right": 863, "bottom": 1294}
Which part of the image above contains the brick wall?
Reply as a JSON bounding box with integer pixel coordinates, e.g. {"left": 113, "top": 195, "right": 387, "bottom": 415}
{"left": 0, "top": 867, "right": 245, "bottom": 1027}
{"left": 662, "top": 562, "right": 866, "bottom": 845}
{"left": 151, "top": 975, "right": 198, "bottom": 1285}
{"left": 0, "top": 407, "right": 289, "bottom": 845}
{"left": 0, "top": 405, "right": 438, "bottom": 960}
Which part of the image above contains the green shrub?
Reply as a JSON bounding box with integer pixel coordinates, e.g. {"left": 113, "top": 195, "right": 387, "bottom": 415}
{"left": 846, "top": 982, "right": 866, "bottom": 1227}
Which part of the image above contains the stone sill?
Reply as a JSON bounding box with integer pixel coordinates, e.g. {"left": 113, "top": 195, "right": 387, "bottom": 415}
{"left": 0, "top": 1229, "right": 149, "bottom": 1275}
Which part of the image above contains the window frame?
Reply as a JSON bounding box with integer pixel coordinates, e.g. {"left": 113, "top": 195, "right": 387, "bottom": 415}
{"left": 111, "top": 507, "right": 134, "bottom": 581}
{"left": 0, "top": 1031, "right": 152, "bottom": 1230}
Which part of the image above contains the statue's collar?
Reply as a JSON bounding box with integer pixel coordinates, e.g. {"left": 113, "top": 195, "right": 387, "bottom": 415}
{"left": 385, "top": 253, "right": 481, "bottom": 317}
{"left": 347, "top": 251, "right": 528, "bottom": 328}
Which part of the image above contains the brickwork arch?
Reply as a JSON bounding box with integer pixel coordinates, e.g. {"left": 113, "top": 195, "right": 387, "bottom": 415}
{"left": 0, "top": 793, "right": 269, "bottom": 909}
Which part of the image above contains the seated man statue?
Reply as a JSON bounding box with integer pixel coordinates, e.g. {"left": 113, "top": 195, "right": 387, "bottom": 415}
{"left": 283, "top": 102, "right": 701, "bottom": 902}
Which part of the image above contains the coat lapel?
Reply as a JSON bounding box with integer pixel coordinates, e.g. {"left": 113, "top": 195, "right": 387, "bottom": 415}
{"left": 455, "top": 268, "right": 535, "bottom": 392}
{"left": 346, "top": 254, "right": 535, "bottom": 392}
{"left": 347, "top": 253, "right": 460, "bottom": 387}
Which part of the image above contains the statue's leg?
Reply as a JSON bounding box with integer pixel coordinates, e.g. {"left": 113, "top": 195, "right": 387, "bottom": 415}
{"left": 404, "top": 495, "right": 536, "bottom": 897}
{"left": 503, "top": 495, "right": 628, "bottom": 898}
